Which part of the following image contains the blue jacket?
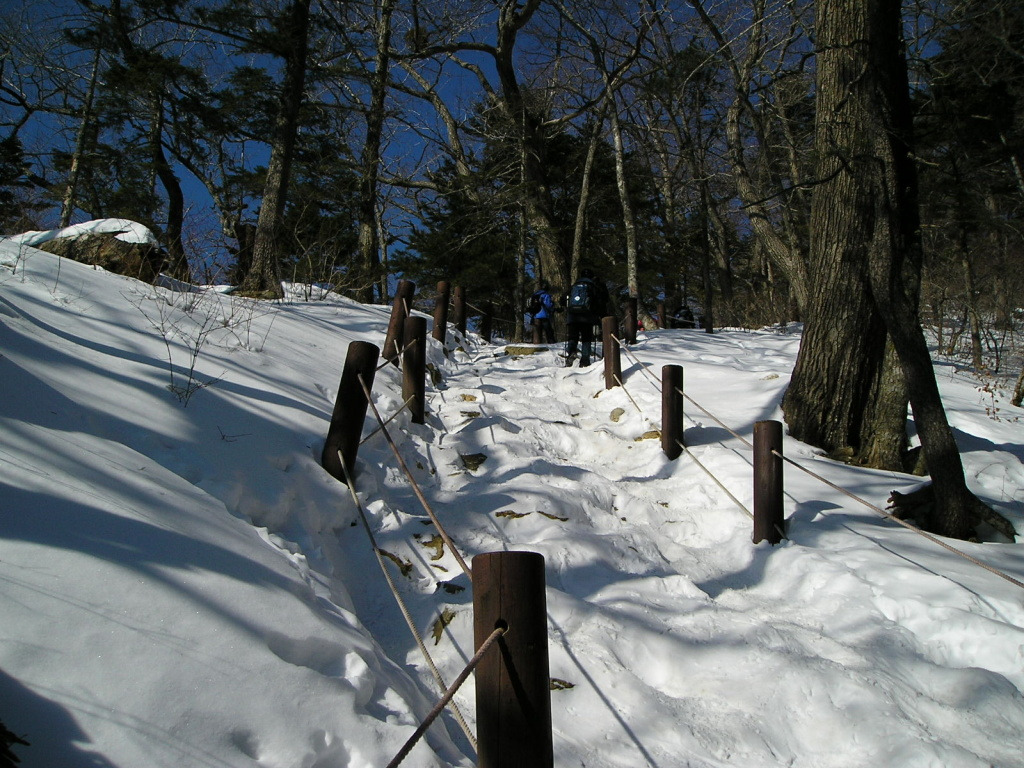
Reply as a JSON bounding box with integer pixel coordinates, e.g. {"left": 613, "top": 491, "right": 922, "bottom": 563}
{"left": 533, "top": 290, "right": 555, "bottom": 320}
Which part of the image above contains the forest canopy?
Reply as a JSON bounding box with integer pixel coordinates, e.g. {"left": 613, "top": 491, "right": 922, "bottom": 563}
{"left": 1, "top": 0, "right": 1020, "bottom": 349}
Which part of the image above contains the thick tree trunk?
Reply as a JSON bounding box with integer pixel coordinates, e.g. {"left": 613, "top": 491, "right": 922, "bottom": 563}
{"left": 154, "top": 140, "right": 188, "bottom": 281}
{"left": 814, "top": 0, "right": 1004, "bottom": 539}
{"left": 781, "top": 239, "right": 906, "bottom": 465}
{"left": 1012, "top": 365, "right": 1024, "bottom": 408}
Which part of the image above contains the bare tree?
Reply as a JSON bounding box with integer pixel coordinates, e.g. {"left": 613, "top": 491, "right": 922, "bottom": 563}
{"left": 556, "top": 2, "right": 652, "bottom": 300}
{"left": 691, "top": 0, "right": 813, "bottom": 315}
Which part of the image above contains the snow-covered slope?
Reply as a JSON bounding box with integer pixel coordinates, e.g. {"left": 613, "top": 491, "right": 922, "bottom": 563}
{"left": 2, "top": 231, "right": 1023, "bottom": 767}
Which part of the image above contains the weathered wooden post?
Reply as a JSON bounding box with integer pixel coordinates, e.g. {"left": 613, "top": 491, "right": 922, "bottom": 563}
{"left": 657, "top": 301, "right": 667, "bottom": 329}
{"left": 753, "top": 419, "right": 785, "bottom": 544}
{"left": 625, "top": 297, "right": 638, "bottom": 344}
{"left": 473, "top": 551, "right": 553, "bottom": 768}
{"left": 452, "top": 286, "right": 467, "bottom": 336}
{"left": 662, "top": 365, "right": 684, "bottom": 460}
{"left": 382, "top": 279, "right": 415, "bottom": 365}
{"left": 322, "top": 341, "right": 379, "bottom": 485}
{"left": 402, "top": 316, "right": 427, "bottom": 424}
{"left": 432, "top": 280, "right": 450, "bottom": 344}
{"left": 480, "top": 301, "right": 494, "bottom": 344}
{"left": 602, "top": 316, "right": 621, "bottom": 390}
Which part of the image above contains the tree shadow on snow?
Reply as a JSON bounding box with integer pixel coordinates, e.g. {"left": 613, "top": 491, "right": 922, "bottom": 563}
{"left": 0, "top": 667, "right": 121, "bottom": 768}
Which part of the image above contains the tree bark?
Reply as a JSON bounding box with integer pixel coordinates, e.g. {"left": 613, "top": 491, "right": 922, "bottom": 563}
{"left": 355, "top": 0, "right": 395, "bottom": 304}
{"left": 61, "top": 44, "right": 103, "bottom": 229}
{"left": 241, "top": 0, "right": 311, "bottom": 298}
{"left": 493, "top": 0, "right": 568, "bottom": 290}
{"left": 813, "top": 0, "right": 1001, "bottom": 539}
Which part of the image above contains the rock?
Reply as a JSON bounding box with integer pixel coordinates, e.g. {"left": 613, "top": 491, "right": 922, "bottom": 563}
{"left": 36, "top": 232, "right": 170, "bottom": 283}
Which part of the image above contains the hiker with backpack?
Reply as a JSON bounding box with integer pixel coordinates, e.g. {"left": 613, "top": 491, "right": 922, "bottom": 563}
{"left": 528, "top": 280, "right": 557, "bottom": 343}
{"left": 564, "top": 268, "right": 608, "bottom": 367}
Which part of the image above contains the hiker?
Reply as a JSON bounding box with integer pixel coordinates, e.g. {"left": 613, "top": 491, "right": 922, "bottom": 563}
{"left": 529, "top": 280, "right": 557, "bottom": 343}
{"left": 564, "top": 268, "right": 608, "bottom": 367}
{"left": 674, "top": 305, "right": 695, "bottom": 329}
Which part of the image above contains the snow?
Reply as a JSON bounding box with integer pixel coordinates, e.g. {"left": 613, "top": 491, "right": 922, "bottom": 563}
{"left": 4, "top": 218, "right": 159, "bottom": 248}
{"left": 1, "top": 224, "right": 1023, "bottom": 768}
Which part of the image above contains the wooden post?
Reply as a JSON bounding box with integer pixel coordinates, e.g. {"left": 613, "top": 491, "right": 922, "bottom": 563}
{"left": 602, "top": 315, "right": 621, "bottom": 390}
{"left": 481, "top": 301, "right": 493, "bottom": 343}
{"left": 432, "top": 280, "right": 450, "bottom": 343}
{"left": 473, "top": 551, "right": 553, "bottom": 768}
{"left": 661, "top": 365, "right": 684, "bottom": 460}
{"left": 625, "top": 297, "right": 638, "bottom": 344}
{"left": 382, "top": 279, "right": 415, "bottom": 365}
{"left": 753, "top": 420, "right": 785, "bottom": 544}
{"left": 402, "top": 316, "right": 427, "bottom": 424}
{"left": 322, "top": 341, "right": 379, "bottom": 485}
{"left": 452, "top": 285, "right": 467, "bottom": 336}
{"left": 657, "top": 301, "right": 666, "bottom": 329}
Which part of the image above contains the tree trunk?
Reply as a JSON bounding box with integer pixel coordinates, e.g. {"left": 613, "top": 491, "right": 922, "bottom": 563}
{"left": 815, "top": 0, "right": 1000, "bottom": 539}
{"left": 494, "top": 0, "right": 568, "bottom": 290}
{"left": 571, "top": 115, "right": 604, "bottom": 284}
{"left": 355, "top": 0, "right": 395, "bottom": 304}
{"left": 1012, "top": 365, "right": 1024, "bottom": 408}
{"left": 241, "top": 0, "right": 311, "bottom": 299}
{"left": 153, "top": 139, "right": 188, "bottom": 280}
{"left": 61, "top": 45, "right": 103, "bottom": 229}
{"left": 609, "top": 104, "right": 639, "bottom": 299}
{"left": 783, "top": 0, "right": 915, "bottom": 472}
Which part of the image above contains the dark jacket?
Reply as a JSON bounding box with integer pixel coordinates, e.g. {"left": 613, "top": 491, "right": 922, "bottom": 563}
{"left": 566, "top": 277, "right": 607, "bottom": 325}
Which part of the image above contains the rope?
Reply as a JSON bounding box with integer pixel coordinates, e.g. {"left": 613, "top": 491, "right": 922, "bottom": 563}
{"left": 378, "top": 337, "right": 418, "bottom": 371}
{"left": 360, "top": 395, "right": 415, "bottom": 446}
{"left": 612, "top": 374, "right": 648, "bottom": 421}
{"left": 624, "top": 352, "right": 664, "bottom": 393}
{"left": 358, "top": 373, "right": 474, "bottom": 581}
{"left": 612, "top": 336, "right": 753, "bottom": 520}
{"left": 615, "top": 342, "right": 1023, "bottom": 590}
{"left": 338, "top": 457, "right": 477, "bottom": 749}
{"left": 385, "top": 625, "right": 506, "bottom": 768}
{"left": 679, "top": 439, "right": 754, "bottom": 520}
{"left": 678, "top": 387, "right": 753, "bottom": 449}
{"left": 774, "top": 449, "right": 1024, "bottom": 591}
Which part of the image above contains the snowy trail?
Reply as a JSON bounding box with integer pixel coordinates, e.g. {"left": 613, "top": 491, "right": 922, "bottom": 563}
{"left": 343, "top": 337, "right": 1024, "bottom": 768}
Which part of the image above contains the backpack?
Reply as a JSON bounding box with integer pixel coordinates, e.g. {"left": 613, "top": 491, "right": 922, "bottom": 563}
{"left": 568, "top": 280, "right": 593, "bottom": 312}
{"left": 527, "top": 292, "right": 543, "bottom": 315}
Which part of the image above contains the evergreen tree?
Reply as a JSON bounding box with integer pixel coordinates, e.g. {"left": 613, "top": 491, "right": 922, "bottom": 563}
{"left": 0, "top": 134, "right": 36, "bottom": 230}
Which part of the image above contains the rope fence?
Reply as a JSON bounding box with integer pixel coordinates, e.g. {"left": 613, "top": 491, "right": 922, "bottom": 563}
{"left": 608, "top": 332, "right": 1024, "bottom": 592}
{"left": 321, "top": 292, "right": 1021, "bottom": 768}
{"left": 338, "top": 456, "right": 477, "bottom": 750}
{"left": 385, "top": 625, "right": 506, "bottom": 768}
{"left": 322, "top": 281, "right": 559, "bottom": 768}
{"left": 357, "top": 372, "right": 474, "bottom": 582}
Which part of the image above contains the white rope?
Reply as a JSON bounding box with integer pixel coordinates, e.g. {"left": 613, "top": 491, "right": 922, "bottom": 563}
{"left": 358, "top": 374, "right": 474, "bottom": 581}
{"left": 618, "top": 343, "right": 1022, "bottom": 590}
{"left": 338, "top": 457, "right": 478, "bottom": 749}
